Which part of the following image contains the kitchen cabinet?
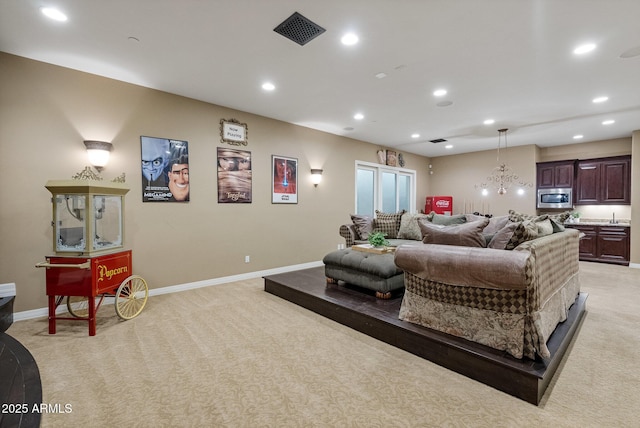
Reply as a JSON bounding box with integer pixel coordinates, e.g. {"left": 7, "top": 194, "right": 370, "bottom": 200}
{"left": 565, "top": 224, "right": 630, "bottom": 265}
{"left": 575, "top": 155, "right": 630, "bottom": 205}
{"left": 536, "top": 160, "right": 575, "bottom": 189}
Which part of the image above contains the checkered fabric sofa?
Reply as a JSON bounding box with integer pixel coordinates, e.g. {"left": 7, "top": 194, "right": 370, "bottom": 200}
{"left": 394, "top": 227, "right": 581, "bottom": 360}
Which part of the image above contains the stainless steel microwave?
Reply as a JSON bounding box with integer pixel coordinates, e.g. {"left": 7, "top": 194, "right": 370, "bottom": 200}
{"left": 537, "top": 188, "right": 572, "bottom": 209}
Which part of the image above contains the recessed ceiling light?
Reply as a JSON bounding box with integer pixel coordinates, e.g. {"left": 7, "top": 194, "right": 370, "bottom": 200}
{"left": 592, "top": 96, "right": 608, "bottom": 103}
{"left": 445, "top": 144, "right": 453, "bottom": 149}
{"left": 573, "top": 134, "right": 584, "bottom": 139}
{"left": 483, "top": 119, "right": 495, "bottom": 125}
{"left": 41, "top": 7, "right": 68, "bottom": 22}
{"left": 354, "top": 113, "right": 364, "bottom": 120}
{"left": 341, "top": 33, "right": 359, "bottom": 46}
{"left": 433, "top": 89, "right": 447, "bottom": 97}
{"left": 262, "top": 82, "right": 275, "bottom": 91}
{"left": 573, "top": 43, "right": 596, "bottom": 55}
{"left": 375, "top": 72, "right": 387, "bottom": 79}
{"left": 602, "top": 119, "right": 615, "bottom": 125}
{"left": 411, "top": 133, "right": 420, "bottom": 139}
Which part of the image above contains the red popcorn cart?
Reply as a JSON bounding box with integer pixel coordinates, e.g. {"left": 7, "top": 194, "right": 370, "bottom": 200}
{"left": 425, "top": 196, "right": 453, "bottom": 215}
{"left": 35, "top": 177, "right": 148, "bottom": 336}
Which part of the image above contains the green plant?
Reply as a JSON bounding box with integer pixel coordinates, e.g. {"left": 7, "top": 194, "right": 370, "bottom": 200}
{"left": 572, "top": 212, "right": 581, "bottom": 218}
{"left": 368, "top": 231, "right": 389, "bottom": 247}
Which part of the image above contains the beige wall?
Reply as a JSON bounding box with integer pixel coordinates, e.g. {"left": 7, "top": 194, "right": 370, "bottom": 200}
{"left": 427, "top": 144, "right": 538, "bottom": 216}
{"left": 537, "top": 138, "right": 631, "bottom": 162}
{"left": 429, "top": 135, "right": 638, "bottom": 265}
{"left": 0, "top": 53, "right": 430, "bottom": 312}
{"left": 2, "top": 52, "right": 638, "bottom": 314}
{"left": 429, "top": 139, "right": 634, "bottom": 218}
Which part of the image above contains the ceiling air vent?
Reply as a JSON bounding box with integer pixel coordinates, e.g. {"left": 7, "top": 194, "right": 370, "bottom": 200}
{"left": 429, "top": 138, "right": 447, "bottom": 143}
{"left": 274, "top": 12, "right": 326, "bottom": 46}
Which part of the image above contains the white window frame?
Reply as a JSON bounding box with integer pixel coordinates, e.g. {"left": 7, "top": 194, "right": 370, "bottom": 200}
{"left": 354, "top": 160, "right": 417, "bottom": 215}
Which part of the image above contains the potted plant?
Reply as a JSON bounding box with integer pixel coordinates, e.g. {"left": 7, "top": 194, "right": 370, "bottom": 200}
{"left": 368, "top": 231, "right": 390, "bottom": 248}
{"left": 570, "top": 212, "right": 581, "bottom": 223}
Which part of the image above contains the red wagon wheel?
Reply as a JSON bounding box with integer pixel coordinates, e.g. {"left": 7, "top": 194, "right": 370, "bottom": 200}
{"left": 114, "top": 275, "right": 148, "bottom": 320}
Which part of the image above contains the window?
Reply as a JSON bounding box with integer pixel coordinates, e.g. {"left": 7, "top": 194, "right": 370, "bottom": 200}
{"left": 355, "top": 161, "right": 416, "bottom": 215}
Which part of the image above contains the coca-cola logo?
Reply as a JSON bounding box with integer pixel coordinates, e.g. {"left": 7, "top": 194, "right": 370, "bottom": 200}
{"left": 435, "top": 200, "right": 450, "bottom": 207}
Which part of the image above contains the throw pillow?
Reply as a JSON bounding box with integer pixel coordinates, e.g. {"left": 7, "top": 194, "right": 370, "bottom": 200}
{"left": 537, "top": 219, "right": 554, "bottom": 237}
{"left": 350, "top": 214, "right": 373, "bottom": 240}
{"left": 487, "top": 222, "right": 519, "bottom": 250}
{"left": 398, "top": 212, "right": 430, "bottom": 240}
{"left": 419, "top": 218, "right": 489, "bottom": 247}
{"left": 465, "top": 213, "right": 486, "bottom": 223}
{"left": 548, "top": 218, "right": 565, "bottom": 233}
{"left": 508, "top": 209, "right": 549, "bottom": 224}
{"left": 547, "top": 210, "right": 572, "bottom": 224}
{"left": 373, "top": 210, "right": 405, "bottom": 239}
{"left": 430, "top": 212, "right": 467, "bottom": 226}
{"left": 483, "top": 215, "right": 510, "bottom": 235}
{"left": 504, "top": 220, "right": 538, "bottom": 250}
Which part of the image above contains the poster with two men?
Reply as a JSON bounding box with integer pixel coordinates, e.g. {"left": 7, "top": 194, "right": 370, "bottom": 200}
{"left": 141, "top": 136, "right": 189, "bottom": 202}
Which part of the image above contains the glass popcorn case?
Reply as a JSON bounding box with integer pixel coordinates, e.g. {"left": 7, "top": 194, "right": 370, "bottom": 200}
{"left": 45, "top": 180, "right": 130, "bottom": 256}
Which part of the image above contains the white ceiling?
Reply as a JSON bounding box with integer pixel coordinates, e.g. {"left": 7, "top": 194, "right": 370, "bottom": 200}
{"left": 2, "top": 0, "right": 640, "bottom": 158}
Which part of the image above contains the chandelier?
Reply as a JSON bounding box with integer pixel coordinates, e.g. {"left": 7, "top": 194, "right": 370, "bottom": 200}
{"left": 475, "top": 128, "right": 533, "bottom": 195}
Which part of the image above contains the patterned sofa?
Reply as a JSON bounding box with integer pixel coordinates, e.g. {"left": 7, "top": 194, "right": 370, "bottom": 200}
{"left": 394, "top": 227, "right": 581, "bottom": 360}
{"left": 338, "top": 210, "right": 579, "bottom": 360}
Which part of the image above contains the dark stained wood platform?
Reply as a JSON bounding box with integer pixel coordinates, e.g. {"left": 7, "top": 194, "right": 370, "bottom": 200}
{"left": 0, "top": 332, "right": 43, "bottom": 428}
{"left": 264, "top": 266, "right": 587, "bottom": 405}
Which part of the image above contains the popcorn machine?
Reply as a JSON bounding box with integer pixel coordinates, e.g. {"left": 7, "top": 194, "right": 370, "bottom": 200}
{"left": 36, "top": 176, "right": 148, "bottom": 335}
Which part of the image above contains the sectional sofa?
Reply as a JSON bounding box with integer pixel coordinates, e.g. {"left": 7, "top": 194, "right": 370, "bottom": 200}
{"left": 337, "top": 210, "right": 580, "bottom": 360}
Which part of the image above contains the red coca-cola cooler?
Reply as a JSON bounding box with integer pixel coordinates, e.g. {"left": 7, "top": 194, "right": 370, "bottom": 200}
{"left": 425, "top": 196, "right": 453, "bottom": 215}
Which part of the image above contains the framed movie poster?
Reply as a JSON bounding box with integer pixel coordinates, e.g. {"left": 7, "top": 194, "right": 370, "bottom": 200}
{"left": 141, "top": 136, "right": 189, "bottom": 202}
{"left": 217, "top": 147, "right": 252, "bottom": 203}
{"left": 272, "top": 155, "right": 297, "bottom": 204}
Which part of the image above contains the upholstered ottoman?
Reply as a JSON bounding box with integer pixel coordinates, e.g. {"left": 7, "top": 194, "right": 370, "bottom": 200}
{"left": 322, "top": 248, "right": 404, "bottom": 299}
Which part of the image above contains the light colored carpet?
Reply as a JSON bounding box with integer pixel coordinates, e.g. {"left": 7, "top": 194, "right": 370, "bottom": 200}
{"left": 7, "top": 261, "right": 640, "bottom": 427}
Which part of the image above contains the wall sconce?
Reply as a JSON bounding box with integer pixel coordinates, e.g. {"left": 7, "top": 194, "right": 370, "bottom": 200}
{"left": 310, "top": 169, "right": 323, "bottom": 187}
{"left": 84, "top": 140, "right": 113, "bottom": 171}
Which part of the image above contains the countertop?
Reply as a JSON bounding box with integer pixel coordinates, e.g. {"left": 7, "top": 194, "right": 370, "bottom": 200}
{"left": 564, "top": 219, "right": 630, "bottom": 227}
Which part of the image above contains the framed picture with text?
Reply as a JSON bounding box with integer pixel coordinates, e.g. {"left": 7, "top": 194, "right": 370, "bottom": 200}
{"left": 220, "top": 118, "right": 248, "bottom": 146}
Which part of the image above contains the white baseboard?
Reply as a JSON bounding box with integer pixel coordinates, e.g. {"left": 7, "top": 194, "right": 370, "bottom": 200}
{"left": 12, "top": 261, "right": 323, "bottom": 322}
{"left": 629, "top": 263, "right": 640, "bottom": 269}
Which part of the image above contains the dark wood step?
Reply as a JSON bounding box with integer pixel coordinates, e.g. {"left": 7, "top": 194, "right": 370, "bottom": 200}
{"left": 264, "top": 266, "right": 587, "bottom": 405}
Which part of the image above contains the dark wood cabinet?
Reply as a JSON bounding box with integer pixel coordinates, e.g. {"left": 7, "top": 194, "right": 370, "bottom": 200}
{"left": 597, "top": 225, "right": 630, "bottom": 264}
{"left": 565, "top": 224, "right": 630, "bottom": 265}
{"left": 575, "top": 161, "right": 599, "bottom": 204}
{"left": 575, "top": 156, "right": 630, "bottom": 205}
{"left": 570, "top": 224, "right": 598, "bottom": 259}
{"left": 601, "top": 158, "right": 631, "bottom": 203}
{"left": 536, "top": 161, "right": 575, "bottom": 189}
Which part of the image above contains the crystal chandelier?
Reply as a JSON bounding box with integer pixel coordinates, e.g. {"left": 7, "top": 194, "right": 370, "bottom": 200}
{"left": 475, "top": 128, "right": 533, "bottom": 195}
